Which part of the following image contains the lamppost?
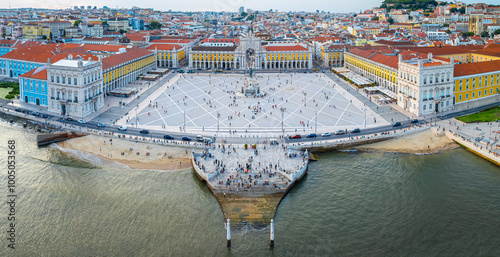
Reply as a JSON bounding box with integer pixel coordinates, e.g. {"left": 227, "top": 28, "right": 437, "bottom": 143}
{"left": 315, "top": 108, "right": 318, "bottom": 133}
{"left": 303, "top": 92, "right": 307, "bottom": 107}
{"left": 364, "top": 103, "right": 366, "bottom": 128}
{"left": 209, "top": 73, "right": 211, "bottom": 85}
{"left": 281, "top": 109, "right": 285, "bottom": 139}
{"left": 290, "top": 73, "right": 293, "bottom": 85}
{"left": 135, "top": 106, "right": 138, "bottom": 127}
{"left": 183, "top": 100, "right": 186, "bottom": 133}
{"left": 217, "top": 112, "right": 220, "bottom": 137}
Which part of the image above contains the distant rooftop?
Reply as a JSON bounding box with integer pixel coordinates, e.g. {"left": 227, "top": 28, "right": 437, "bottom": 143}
{"left": 52, "top": 59, "right": 96, "bottom": 67}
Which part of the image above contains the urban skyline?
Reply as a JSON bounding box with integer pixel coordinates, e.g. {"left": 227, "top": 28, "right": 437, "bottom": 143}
{"left": 0, "top": 0, "right": 485, "bottom": 13}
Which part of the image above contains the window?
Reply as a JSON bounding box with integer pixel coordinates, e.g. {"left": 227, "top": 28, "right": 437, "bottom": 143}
{"left": 466, "top": 93, "right": 469, "bottom": 99}
{"left": 57, "top": 76, "right": 59, "bottom": 83}
{"left": 51, "top": 76, "right": 54, "bottom": 83}
{"left": 472, "top": 92, "right": 475, "bottom": 98}
{"left": 68, "top": 78, "right": 71, "bottom": 85}
{"left": 446, "top": 88, "right": 450, "bottom": 96}
{"left": 62, "top": 77, "right": 65, "bottom": 84}
{"left": 479, "top": 77, "right": 481, "bottom": 87}
{"left": 74, "top": 78, "right": 77, "bottom": 85}
{"left": 42, "top": 99, "right": 45, "bottom": 105}
{"left": 30, "top": 96, "right": 33, "bottom": 102}
{"left": 466, "top": 79, "right": 469, "bottom": 90}
{"left": 473, "top": 78, "right": 476, "bottom": 89}
{"left": 459, "top": 95, "right": 462, "bottom": 101}
{"left": 424, "top": 76, "right": 427, "bottom": 84}
{"left": 423, "top": 92, "right": 427, "bottom": 100}
{"left": 485, "top": 89, "right": 487, "bottom": 95}
{"left": 479, "top": 91, "right": 481, "bottom": 97}
{"left": 491, "top": 88, "right": 493, "bottom": 94}
{"left": 84, "top": 77, "right": 86, "bottom": 84}
{"left": 423, "top": 105, "right": 427, "bottom": 110}
{"left": 429, "top": 104, "right": 432, "bottom": 109}
{"left": 486, "top": 76, "right": 488, "bottom": 86}
{"left": 446, "top": 101, "right": 449, "bottom": 106}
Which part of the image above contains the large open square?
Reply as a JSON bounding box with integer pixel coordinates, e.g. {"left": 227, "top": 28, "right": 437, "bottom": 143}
{"left": 126, "top": 73, "right": 388, "bottom": 136}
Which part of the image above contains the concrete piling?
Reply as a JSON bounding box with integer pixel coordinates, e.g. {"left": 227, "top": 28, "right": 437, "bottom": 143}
{"left": 226, "top": 219, "right": 231, "bottom": 247}
{"left": 270, "top": 219, "right": 274, "bottom": 247}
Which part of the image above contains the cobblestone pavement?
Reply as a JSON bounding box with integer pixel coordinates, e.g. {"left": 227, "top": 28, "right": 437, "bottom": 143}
{"left": 129, "top": 73, "right": 388, "bottom": 136}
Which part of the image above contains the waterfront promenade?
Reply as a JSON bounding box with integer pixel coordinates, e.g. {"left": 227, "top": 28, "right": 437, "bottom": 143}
{"left": 192, "top": 142, "right": 308, "bottom": 226}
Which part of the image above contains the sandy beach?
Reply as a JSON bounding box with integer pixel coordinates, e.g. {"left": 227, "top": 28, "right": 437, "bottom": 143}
{"left": 57, "top": 135, "right": 192, "bottom": 171}
{"left": 355, "top": 128, "right": 459, "bottom": 154}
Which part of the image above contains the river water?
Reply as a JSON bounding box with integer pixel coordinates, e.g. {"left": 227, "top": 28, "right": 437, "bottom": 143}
{"left": 1, "top": 122, "right": 499, "bottom": 256}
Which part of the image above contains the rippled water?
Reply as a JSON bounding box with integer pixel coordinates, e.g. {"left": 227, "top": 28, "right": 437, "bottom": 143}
{"left": 0, "top": 122, "right": 499, "bottom": 256}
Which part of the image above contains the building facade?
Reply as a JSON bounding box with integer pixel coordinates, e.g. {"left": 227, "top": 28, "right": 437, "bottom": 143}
{"left": 47, "top": 56, "right": 104, "bottom": 119}
{"left": 146, "top": 44, "right": 185, "bottom": 68}
{"left": 19, "top": 66, "right": 48, "bottom": 107}
{"left": 321, "top": 44, "right": 345, "bottom": 67}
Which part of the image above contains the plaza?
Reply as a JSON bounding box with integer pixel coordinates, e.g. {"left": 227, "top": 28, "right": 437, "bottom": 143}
{"left": 122, "top": 73, "right": 389, "bottom": 136}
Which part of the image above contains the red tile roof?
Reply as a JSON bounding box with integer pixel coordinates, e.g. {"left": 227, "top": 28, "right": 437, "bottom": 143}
{"left": 145, "top": 44, "right": 183, "bottom": 51}
{"left": 102, "top": 47, "right": 153, "bottom": 70}
{"left": 454, "top": 60, "right": 500, "bottom": 77}
{"left": 1, "top": 43, "right": 80, "bottom": 63}
{"left": 19, "top": 66, "right": 47, "bottom": 80}
{"left": 264, "top": 44, "right": 308, "bottom": 52}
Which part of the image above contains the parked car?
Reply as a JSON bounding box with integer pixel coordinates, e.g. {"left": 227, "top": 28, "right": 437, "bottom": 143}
{"left": 196, "top": 135, "right": 204, "bottom": 142}
{"left": 77, "top": 119, "right": 86, "bottom": 124}
{"left": 321, "top": 132, "right": 331, "bottom": 137}
{"left": 118, "top": 126, "right": 127, "bottom": 131}
{"left": 66, "top": 117, "right": 74, "bottom": 121}
{"left": 393, "top": 122, "right": 402, "bottom": 127}
{"left": 97, "top": 123, "right": 105, "bottom": 127}
{"left": 40, "top": 114, "right": 48, "bottom": 118}
{"left": 32, "top": 112, "right": 40, "bottom": 116}
{"left": 351, "top": 128, "right": 361, "bottom": 133}
{"left": 290, "top": 134, "right": 301, "bottom": 139}
{"left": 14, "top": 108, "right": 21, "bottom": 112}
{"left": 139, "top": 129, "right": 149, "bottom": 134}
{"left": 411, "top": 119, "right": 419, "bottom": 124}
{"left": 307, "top": 133, "right": 317, "bottom": 138}
{"left": 335, "top": 130, "right": 346, "bottom": 135}
{"left": 182, "top": 136, "right": 191, "bottom": 141}
{"left": 163, "top": 135, "right": 174, "bottom": 140}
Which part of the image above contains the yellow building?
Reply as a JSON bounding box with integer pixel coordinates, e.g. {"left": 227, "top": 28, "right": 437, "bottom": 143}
{"left": 22, "top": 24, "right": 51, "bottom": 39}
{"left": 146, "top": 44, "right": 185, "bottom": 68}
{"left": 321, "top": 44, "right": 345, "bottom": 67}
{"left": 389, "top": 23, "right": 413, "bottom": 31}
{"left": 102, "top": 47, "right": 156, "bottom": 92}
{"left": 453, "top": 60, "right": 500, "bottom": 108}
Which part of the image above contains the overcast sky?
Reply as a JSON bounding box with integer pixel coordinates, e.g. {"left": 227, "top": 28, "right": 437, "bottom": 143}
{"left": 4, "top": 0, "right": 479, "bottom": 13}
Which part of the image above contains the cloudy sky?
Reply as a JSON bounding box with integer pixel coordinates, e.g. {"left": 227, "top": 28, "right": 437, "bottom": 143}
{"left": 4, "top": 0, "right": 478, "bottom": 13}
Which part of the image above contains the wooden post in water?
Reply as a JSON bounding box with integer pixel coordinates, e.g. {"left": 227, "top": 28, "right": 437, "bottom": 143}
{"left": 270, "top": 219, "right": 275, "bottom": 247}
{"left": 226, "top": 219, "right": 231, "bottom": 247}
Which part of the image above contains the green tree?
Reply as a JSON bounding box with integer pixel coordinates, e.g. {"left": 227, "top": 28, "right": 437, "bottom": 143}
{"left": 445, "top": 29, "right": 451, "bottom": 34}
{"left": 442, "top": 23, "right": 449, "bottom": 27}
{"left": 449, "top": 7, "right": 458, "bottom": 13}
{"left": 494, "top": 29, "right": 500, "bottom": 35}
{"left": 372, "top": 16, "right": 379, "bottom": 21}
{"left": 150, "top": 20, "right": 162, "bottom": 30}
{"left": 459, "top": 6, "right": 466, "bottom": 14}
{"left": 73, "top": 20, "right": 82, "bottom": 27}
{"left": 481, "top": 31, "right": 490, "bottom": 38}
{"left": 240, "top": 12, "right": 248, "bottom": 17}
{"left": 102, "top": 20, "right": 108, "bottom": 25}
{"left": 388, "top": 18, "right": 394, "bottom": 24}
{"left": 119, "top": 29, "right": 126, "bottom": 35}
{"left": 1, "top": 32, "right": 5, "bottom": 38}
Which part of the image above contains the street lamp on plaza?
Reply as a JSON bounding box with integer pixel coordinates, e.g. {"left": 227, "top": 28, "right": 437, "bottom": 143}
{"left": 281, "top": 109, "right": 285, "bottom": 139}
{"left": 303, "top": 92, "right": 307, "bottom": 107}
{"left": 315, "top": 108, "right": 318, "bottom": 133}
{"left": 217, "top": 112, "right": 220, "bottom": 137}
{"left": 183, "top": 99, "right": 186, "bottom": 133}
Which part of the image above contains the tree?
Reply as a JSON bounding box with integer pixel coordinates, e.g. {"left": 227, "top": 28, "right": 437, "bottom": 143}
{"left": 445, "top": 29, "right": 451, "bottom": 34}
{"left": 372, "top": 16, "right": 379, "bottom": 21}
{"left": 102, "top": 20, "right": 108, "bottom": 25}
{"left": 73, "top": 20, "right": 82, "bottom": 27}
{"left": 449, "top": 7, "right": 458, "bottom": 13}
{"left": 442, "top": 23, "right": 449, "bottom": 27}
{"left": 240, "top": 12, "right": 248, "bottom": 17}
{"left": 1, "top": 32, "right": 5, "bottom": 39}
{"left": 480, "top": 31, "right": 490, "bottom": 38}
{"left": 119, "top": 29, "right": 126, "bottom": 35}
{"left": 494, "top": 29, "right": 500, "bottom": 35}
{"left": 388, "top": 18, "right": 394, "bottom": 24}
{"left": 459, "top": 6, "right": 466, "bottom": 14}
{"left": 461, "top": 31, "right": 474, "bottom": 38}
{"left": 150, "top": 20, "right": 161, "bottom": 30}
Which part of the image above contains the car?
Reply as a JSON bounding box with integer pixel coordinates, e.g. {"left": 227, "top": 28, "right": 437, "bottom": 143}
{"left": 77, "top": 119, "right": 86, "bottom": 124}
{"left": 196, "top": 135, "right": 204, "bottom": 142}
{"left": 97, "top": 123, "right": 106, "bottom": 127}
{"left": 269, "top": 139, "right": 279, "bottom": 145}
{"left": 182, "top": 136, "right": 191, "bottom": 141}
{"left": 321, "top": 132, "right": 331, "bottom": 137}
{"left": 392, "top": 122, "right": 402, "bottom": 127}
{"left": 291, "top": 134, "right": 302, "bottom": 139}
{"left": 411, "top": 119, "right": 419, "bottom": 124}
{"left": 139, "top": 129, "right": 149, "bottom": 134}
{"left": 66, "top": 117, "right": 74, "bottom": 121}
{"left": 178, "top": 69, "right": 185, "bottom": 73}
{"left": 163, "top": 135, "right": 174, "bottom": 140}
{"left": 307, "top": 133, "right": 317, "bottom": 138}
{"left": 14, "top": 108, "right": 22, "bottom": 112}
{"left": 32, "top": 112, "right": 40, "bottom": 116}
{"left": 118, "top": 126, "right": 128, "bottom": 131}
{"left": 40, "top": 114, "right": 48, "bottom": 118}
{"left": 351, "top": 128, "right": 361, "bottom": 133}
{"left": 335, "top": 130, "right": 346, "bottom": 135}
